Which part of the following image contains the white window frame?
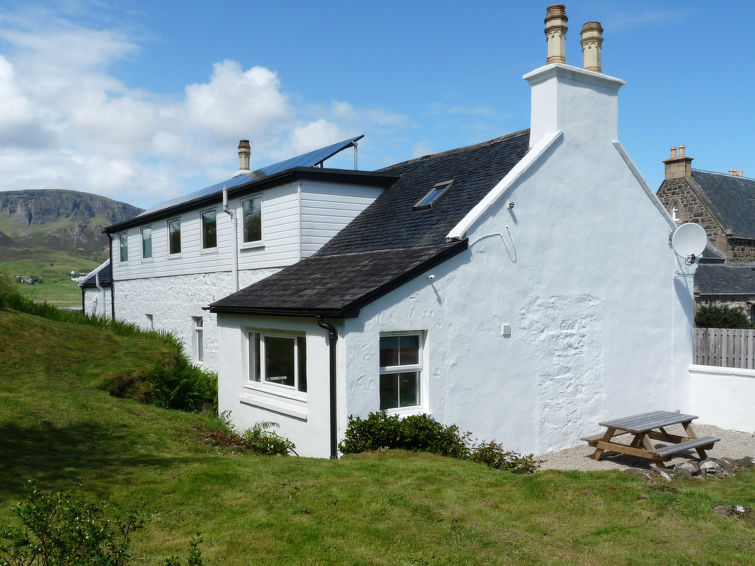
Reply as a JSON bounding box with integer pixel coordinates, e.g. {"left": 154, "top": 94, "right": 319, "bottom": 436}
{"left": 247, "top": 330, "right": 307, "bottom": 396}
{"left": 168, "top": 218, "right": 182, "bottom": 256}
{"left": 671, "top": 202, "right": 681, "bottom": 223}
{"left": 192, "top": 316, "right": 204, "bottom": 363}
{"left": 141, "top": 226, "right": 152, "bottom": 260}
{"left": 119, "top": 233, "right": 129, "bottom": 262}
{"left": 379, "top": 331, "right": 424, "bottom": 414}
{"left": 200, "top": 208, "right": 217, "bottom": 251}
{"left": 241, "top": 195, "right": 263, "bottom": 248}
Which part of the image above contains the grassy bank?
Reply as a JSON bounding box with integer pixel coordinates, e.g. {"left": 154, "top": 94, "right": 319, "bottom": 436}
{"left": 0, "top": 306, "right": 753, "bottom": 564}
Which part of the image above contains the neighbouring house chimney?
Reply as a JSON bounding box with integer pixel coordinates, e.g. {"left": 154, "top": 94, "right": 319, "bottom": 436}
{"left": 545, "top": 4, "right": 568, "bottom": 64}
{"left": 663, "top": 145, "right": 693, "bottom": 180}
{"left": 580, "top": 22, "right": 603, "bottom": 72}
{"left": 238, "top": 139, "right": 251, "bottom": 172}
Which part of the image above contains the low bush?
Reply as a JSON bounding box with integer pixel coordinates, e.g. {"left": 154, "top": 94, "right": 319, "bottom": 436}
{"left": 199, "top": 418, "right": 295, "bottom": 456}
{"left": 0, "top": 482, "right": 203, "bottom": 566}
{"left": 695, "top": 304, "right": 752, "bottom": 329}
{"left": 339, "top": 412, "right": 539, "bottom": 473}
{"left": 0, "top": 481, "right": 145, "bottom": 566}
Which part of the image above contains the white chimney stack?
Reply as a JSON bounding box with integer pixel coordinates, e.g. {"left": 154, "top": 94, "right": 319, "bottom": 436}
{"left": 580, "top": 21, "right": 603, "bottom": 72}
{"left": 544, "top": 4, "right": 568, "bottom": 64}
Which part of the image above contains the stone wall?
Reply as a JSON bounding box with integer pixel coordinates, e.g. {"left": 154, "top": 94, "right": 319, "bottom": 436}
{"left": 728, "top": 238, "right": 755, "bottom": 262}
{"left": 656, "top": 177, "right": 729, "bottom": 254}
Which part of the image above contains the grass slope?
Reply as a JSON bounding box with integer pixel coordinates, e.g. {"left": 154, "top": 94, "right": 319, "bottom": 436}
{"left": 0, "top": 308, "right": 753, "bottom": 565}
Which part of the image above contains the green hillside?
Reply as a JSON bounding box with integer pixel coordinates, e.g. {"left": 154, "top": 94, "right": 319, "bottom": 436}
{"left": 0, "top": 305, "right": 752, "bottom": 564}
{"left": 0, "top": 189, "right": 142, "bottom": 263}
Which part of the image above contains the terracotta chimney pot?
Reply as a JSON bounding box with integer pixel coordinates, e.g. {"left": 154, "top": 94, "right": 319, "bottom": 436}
{"left": 544, "top": 4, "right": 568, "bottom": 64}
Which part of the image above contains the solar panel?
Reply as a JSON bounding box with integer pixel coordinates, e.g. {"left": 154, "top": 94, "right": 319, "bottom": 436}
{"left": 139, "top": 135, "right": 364, "bottom": 217}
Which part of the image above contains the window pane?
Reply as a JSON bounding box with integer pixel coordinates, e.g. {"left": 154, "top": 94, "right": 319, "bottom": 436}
{"left": 250, "top": 333, "right": 260, "bottom": 381}
{"left": 379, "top": 336, "right": 399, "bottom": 367}
{"left": 243, "top": 198, "right": 262, "bottom": 242}
{"left": 398, "top": 372, "right": 419, "bottom": 407}
{"left": 142, "top": 228, "right": 152, "bottom": 258}
{"left": 399, "top": 335, "right": 419, "bottom": 365}
{"left": 202, "top": 211, "right": 217, "bottom": 249}
{"left": 297, "top": 336, "right": 307, "bottom": 392}
{"left": 379, "top": 373, "right": 399, "bottom": 410}
{"left": 169, "top": 220, "right": 181, "bottom": 254}
{"left": 119, "top": 234, "right": 128, "bottom": 262}
{"left": 265, "top": 336, "right": 294, "bottom": 387}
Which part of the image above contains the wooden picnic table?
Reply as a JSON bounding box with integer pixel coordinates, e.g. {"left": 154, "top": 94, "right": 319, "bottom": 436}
{"left": 582, "top": 410, "right": 720, "bottom": 468}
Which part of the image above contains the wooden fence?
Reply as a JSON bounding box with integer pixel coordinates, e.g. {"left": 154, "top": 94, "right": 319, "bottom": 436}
{"left": 694, "top": 328, "right": 755, "bottom": 369}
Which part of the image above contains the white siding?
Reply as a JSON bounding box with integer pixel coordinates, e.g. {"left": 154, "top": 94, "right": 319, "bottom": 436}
{"left": 299, "top": 181, "right": 383, "bottom": 256}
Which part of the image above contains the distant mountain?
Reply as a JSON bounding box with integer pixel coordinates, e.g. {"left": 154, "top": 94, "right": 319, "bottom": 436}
{"left": 0, "top": 189, "right": 143, "bottom": 262}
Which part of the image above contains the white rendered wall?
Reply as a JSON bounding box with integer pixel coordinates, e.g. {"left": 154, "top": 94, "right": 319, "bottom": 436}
{"left": 216, "top": 315, "right": 333, "bottom": 457}
{"left": 689, "top": 365, "right": 755, "bottom": 432}
{"left": 342, "top": 87, "right": 694, "bottom": 456}
{"left": 114, "top": 268, "right": 278, "bottom": 371}
{"left": 82, "top": 287, "right": 111, "bottom": 318}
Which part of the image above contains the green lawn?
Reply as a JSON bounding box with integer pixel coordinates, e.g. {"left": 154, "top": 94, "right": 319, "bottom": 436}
{"left": 0, "top": 251, "right": 100, "bottom": 307}
{"left": 0, "top": 307, "right": 753, "bottom": 565}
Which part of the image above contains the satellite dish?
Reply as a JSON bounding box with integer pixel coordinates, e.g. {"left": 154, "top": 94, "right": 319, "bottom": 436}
{"left": 671, "top": 223, "right": 707, "bottom": 261}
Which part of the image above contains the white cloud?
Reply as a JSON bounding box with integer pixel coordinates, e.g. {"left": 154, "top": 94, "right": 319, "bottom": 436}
{"left": 185, "top": 61, "right": 291, "bottom": 141}
{"left": 0, "top": 4, "right": 415, "bottom": 208}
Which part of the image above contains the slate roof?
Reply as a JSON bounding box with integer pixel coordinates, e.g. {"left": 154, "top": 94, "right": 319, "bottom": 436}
{"left": 672, "top": 170, "right": 755, "bottom": 240}
{"left": 210, "top": 130, "right": 531, "bottom": 317}
{"left": 79, "top": 260, "right": 112, "bottom": 289}
{"left": 210, "top": 242, "right": 467, "bottom": 317}
{"left": 695, "top": 263, "right": 755, "bottom": 295}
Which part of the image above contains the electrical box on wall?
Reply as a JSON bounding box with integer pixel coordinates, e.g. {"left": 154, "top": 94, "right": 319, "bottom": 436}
{"left": 501, "top": 323, "right": 511, "bottom": 337}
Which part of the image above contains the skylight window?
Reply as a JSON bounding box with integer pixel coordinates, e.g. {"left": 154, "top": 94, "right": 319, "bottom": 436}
{"left": 414, "top": 180, "right": 454, "bottom": 210}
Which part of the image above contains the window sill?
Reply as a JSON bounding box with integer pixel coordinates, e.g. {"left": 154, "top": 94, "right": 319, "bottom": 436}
{"left": 240, "top": 241, "right": 264, "bottom": 251}
{"left": 168, "top": 253, "right": 182, "bottom": 259}
{"left": 201, "top": 247, "right": 218, "bottom": 255}
{"left": 384, "top": 406, "right": 427, "bottom": 418}
{"left": 240, "top": 384, "right": 307, "bottom": 420}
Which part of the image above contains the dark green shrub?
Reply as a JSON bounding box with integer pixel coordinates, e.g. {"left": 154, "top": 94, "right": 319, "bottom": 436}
{"left": 340, "top": 412, "right": 540, "bottom": 473}
{"left": 339, "top": 412, "right": 469, "bottom": 457}
{"left": 146, "top": 355, "right": 217, "bottom": 414}
{"left": 0, "top": 481, "right": 144, "bottom": 566}
{"left": 470, "top": 441, "right": 541, "bottom": 473}
{"left": 695, "top": 305, "right": 752, "bottom": 329}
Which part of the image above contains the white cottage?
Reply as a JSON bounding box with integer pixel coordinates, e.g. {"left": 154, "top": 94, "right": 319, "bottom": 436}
{"left": 101, "top": 137, "right": 394, "bottom": 369}
{"left": 209, "top": 6, "right": 696, "bottom": 457}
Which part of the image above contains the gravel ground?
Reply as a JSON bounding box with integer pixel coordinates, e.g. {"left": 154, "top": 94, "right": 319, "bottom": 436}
{"left": 537, "top": 423, "right": 755, "bottom": 471}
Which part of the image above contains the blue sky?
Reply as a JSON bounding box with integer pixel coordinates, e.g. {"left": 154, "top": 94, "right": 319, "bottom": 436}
{"left": 0, "top": 1, "right": 752, "bottom": 209}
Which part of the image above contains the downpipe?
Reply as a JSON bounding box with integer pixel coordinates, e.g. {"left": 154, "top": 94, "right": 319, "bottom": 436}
{"left": 316, "top": 315, "right": 339, "bottom": 459}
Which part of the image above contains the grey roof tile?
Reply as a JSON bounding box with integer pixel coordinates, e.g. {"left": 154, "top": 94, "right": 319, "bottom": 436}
{"left": 690, "top": 170, "right": 755, "bottom": 240}
{"left": 695, "top": 263, "right": 755, "bottom": 295}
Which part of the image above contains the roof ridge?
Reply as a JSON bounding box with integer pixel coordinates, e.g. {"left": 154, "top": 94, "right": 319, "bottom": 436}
{"left": 693, "top": 168, "right": 755, "bottom": 182}
{"left": 377, "top": 129, "right": 530, "bottom": 172}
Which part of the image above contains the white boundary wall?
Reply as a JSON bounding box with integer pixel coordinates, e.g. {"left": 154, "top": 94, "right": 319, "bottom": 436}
{"left": 689, "top": 364, "right": 755, "bottom": 433}
{"left": 83, "top": 286, "right": 111, "bottom": 318}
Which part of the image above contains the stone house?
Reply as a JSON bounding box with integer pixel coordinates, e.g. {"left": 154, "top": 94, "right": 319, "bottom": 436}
{"left": 656, "top": 148, "right": 755, "bottom": 319}
{"left": 208, "top": 6, "right": 696, "bottom": 457}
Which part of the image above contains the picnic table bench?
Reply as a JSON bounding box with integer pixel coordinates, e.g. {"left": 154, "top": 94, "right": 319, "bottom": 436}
{"left": 581, "top": 410, "right": 719, "bottom": 468}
